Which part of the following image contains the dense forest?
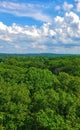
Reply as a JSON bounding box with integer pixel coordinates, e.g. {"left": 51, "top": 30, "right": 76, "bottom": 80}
{"left": 0, "top": 55, "right": 80, "bottom": 130}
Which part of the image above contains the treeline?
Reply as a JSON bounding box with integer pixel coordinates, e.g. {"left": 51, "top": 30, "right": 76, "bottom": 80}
{"left": 0, "top": 56, "right": 80, "bottom": 130}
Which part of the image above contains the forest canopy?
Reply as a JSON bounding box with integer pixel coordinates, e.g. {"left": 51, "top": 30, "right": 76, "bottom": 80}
{"left": 0, "top": 55, "right": 80, "bottom": 130}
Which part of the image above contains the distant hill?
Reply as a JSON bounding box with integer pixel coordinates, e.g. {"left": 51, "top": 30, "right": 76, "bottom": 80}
{"left": 0, "top": 53, "right": 80, "bottom": 57}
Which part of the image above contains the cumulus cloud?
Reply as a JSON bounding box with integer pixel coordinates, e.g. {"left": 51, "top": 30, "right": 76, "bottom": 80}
{"left": 75, "top": 0, "right": 80, "bottom": 12}
{"left": 63, "top": 2, "right": 74, "bottom": 11}
{"left": 0, "top": 1, "right": 51, "bottom": 22}
{"left": 0, "top": 11, "right": 80, "bottom": 54}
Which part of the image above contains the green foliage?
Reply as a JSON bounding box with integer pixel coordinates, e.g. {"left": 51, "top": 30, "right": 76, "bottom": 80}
{"left": 0, "top": 55, "right": 80, "bottom": 130}
{"left": 0, "top": 82, "right": 30, "bottom": 130}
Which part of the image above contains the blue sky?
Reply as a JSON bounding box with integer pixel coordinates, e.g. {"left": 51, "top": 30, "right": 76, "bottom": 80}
{"left": 0, "top": 0, "right": 80, "bottom": 54}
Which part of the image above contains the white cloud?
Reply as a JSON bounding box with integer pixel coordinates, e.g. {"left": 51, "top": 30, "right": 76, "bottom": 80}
{"left": 0, "top": 11, "right": 80, "bottom": 54}
{"left": 55, "top": 5, "right": 61, "bottom": 11}
{"left": 75, "top": 0, "right": 80, "bottom": 2}
{"left": 75, "top": 0, "right": 80, "bottom": 12}
{"left": 65, "top": 12, "right": 79, "bottom": 23}
{"left": 0, "top": 1, "right": 51, "bottom": 22}
{"left": 63, "top": 2, "right": 73, "bottom": 11}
